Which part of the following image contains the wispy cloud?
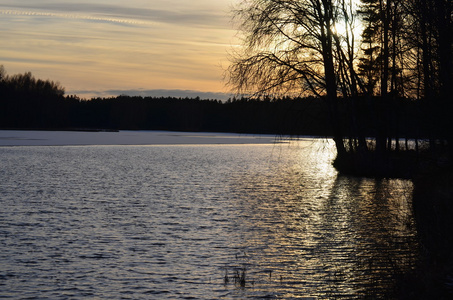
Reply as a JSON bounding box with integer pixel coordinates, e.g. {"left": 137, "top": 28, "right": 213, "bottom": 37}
{"left": 0, "top": 2, "right": 228, "bottom": 28}
{"left": 0, "top": 9, "right": 151, "bottom": 26}
{"left": 0, "top": 0, "right": 236, "bottom": 98}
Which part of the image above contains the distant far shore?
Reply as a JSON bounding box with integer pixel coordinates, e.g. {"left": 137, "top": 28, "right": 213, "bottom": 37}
{"left": 0, "top": 128, "right": 119, "bottom": 132}
{"left": 0, "top": 129, "right": 314, "bottom": 147}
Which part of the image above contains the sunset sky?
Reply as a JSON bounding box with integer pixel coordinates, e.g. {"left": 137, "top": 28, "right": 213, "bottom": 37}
{"left": 0, "top": 0, "right": 239, "bottom": 99}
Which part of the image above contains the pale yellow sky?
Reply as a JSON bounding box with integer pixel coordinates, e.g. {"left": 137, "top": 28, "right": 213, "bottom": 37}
{"left": 0, "top": 0, "right": 240, "bottom": 99}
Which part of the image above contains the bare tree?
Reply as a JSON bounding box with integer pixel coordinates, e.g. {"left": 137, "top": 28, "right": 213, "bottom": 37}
{"left": 227, "top": 0, "right": 451, "bottom": 166}
{"left": 0, "top": 65, "right": 5, "bottom": 82}
{"left": 226, "top": 0, "right": 360, "bottom": 155}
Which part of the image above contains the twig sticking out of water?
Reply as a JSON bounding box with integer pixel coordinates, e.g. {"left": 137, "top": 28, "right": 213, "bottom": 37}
{"left": 233, "top": 267, "right": 247, "bottom": 287}
{"left": 224, "top": 269, "right": 229, "bottom": 285}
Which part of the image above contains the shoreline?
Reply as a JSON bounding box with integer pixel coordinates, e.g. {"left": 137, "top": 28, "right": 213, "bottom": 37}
{"left": 0, "top": 129, "right": 316, "bottom": 147}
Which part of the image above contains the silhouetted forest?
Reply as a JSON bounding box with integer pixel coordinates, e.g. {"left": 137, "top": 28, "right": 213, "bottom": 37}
{"left": 0, "top": 72, "right": 329, "bottom": 134}
{"left": 0, "top": 67, "right": 441, "bottom": 142}
{"left": 227, "top": 0, "right": 452, "bottom": 181}
{"left": 0, "top": 67, "right": 327, "bottom": 134}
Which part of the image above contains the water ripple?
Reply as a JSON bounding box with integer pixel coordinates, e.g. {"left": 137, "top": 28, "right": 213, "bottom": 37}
{"left": 0, "top": 141, "right": 417, "bottom": 299}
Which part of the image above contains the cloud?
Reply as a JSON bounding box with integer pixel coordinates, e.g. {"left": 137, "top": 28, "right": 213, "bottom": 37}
{"left": 0, "top": 9, "right": 150, "bottom": 27}
{"left": 0, "top": 2, "right": 228, "bottom": 28}
{"left": 69, "top": 89, "right": 233, "bottom": 101}
{"left": 0, "top": 1, "right": 236, "bottom": 99}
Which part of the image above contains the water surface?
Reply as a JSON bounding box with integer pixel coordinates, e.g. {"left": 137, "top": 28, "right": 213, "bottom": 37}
{"left": 0, "top": 138, "right": 417, "bottom": 299}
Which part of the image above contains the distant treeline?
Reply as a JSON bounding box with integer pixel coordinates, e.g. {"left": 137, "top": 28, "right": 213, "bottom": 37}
{"left": 0, "top": 69, "right": 437, "bottom": 138}
{"left": 0, "top": 79, "right": 325, "bottom": 135}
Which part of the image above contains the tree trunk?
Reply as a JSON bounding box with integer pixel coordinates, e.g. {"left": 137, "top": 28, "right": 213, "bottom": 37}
{"left": 320, "top": 0, "right": 346, "bottom": 156}
{"left": 376, "top": 0, "right": 391, "bottom": 155}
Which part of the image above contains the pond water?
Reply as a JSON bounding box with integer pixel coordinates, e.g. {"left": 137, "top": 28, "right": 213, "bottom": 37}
{"left": 0, "top": 136, "right": 418, "bottom": 299}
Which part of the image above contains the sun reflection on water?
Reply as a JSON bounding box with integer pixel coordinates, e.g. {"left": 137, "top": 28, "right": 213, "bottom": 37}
{"left": 224, "top": 139, "right": 418, "bottom": 299}
{"left": 0, "top": 141, "right": 418, "bottom": 299}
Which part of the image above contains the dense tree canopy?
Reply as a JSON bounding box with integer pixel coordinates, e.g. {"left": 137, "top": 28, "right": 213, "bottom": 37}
{"left": 227, "top": 0, "right": 452, "bottom": 165}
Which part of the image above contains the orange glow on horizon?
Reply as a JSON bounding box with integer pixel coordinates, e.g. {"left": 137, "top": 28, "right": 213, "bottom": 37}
{"left": 0, "top": 1, "right": 240, "bottom": 99}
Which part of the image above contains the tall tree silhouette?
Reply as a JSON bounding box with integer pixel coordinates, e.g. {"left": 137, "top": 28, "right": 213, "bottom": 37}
{"left": 227, "top": 0, "right": 452, "bottom": 175}
{"left": 226, "top": 0, "right": 364, "bottom": 156}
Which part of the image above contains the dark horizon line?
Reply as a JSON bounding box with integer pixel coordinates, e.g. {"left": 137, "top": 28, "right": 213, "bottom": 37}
{"left": 68, "top": 88, "right": 235, "bottom": 101}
